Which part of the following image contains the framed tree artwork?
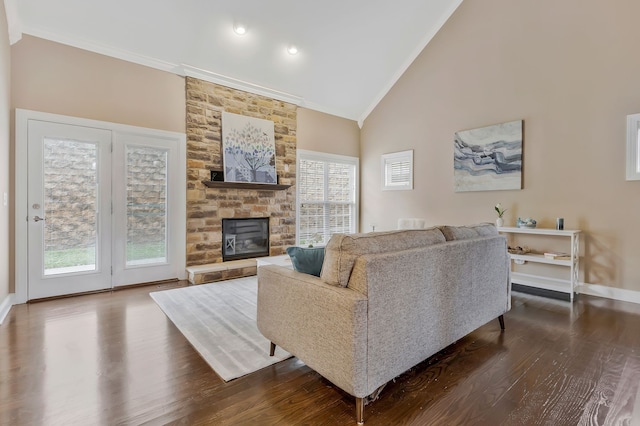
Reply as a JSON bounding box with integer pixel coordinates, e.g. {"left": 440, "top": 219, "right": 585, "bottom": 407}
{"left": 222, "top": 112, "right": 277, "bottom": 184}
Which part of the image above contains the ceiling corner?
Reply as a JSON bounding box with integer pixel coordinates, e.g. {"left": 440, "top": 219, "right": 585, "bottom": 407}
{"left": 4, "top": 0, "right": 22, "bottom": 44}
{"left": 357, "top": 0, "right": 464, "bottom": 128}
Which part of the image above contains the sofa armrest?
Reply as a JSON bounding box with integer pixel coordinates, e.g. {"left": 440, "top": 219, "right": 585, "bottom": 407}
{"left": 257, "top": 265, "right": 369, "bottom": 397}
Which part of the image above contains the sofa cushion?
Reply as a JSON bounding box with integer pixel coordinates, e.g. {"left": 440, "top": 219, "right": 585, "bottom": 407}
{"left": 320, "top": 227, "right": 446, "bottom": 287}
{"left": 439, "top": 223, "right": 498, "bottom": 241}
{"left": 286, "top": 246, "right": 325, "bottom": 277}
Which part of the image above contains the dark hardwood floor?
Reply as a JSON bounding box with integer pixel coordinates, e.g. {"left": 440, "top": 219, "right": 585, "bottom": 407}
{"left": 1, "top": 283, "right": 640, "bottom": 425}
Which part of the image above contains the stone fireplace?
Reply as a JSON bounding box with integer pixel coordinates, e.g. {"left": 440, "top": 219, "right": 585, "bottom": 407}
{"left": 222, "top": 218, "right": 269, "bottom": 261}
{"left": 185, "top": 77, "right": 297, "bottom": 269}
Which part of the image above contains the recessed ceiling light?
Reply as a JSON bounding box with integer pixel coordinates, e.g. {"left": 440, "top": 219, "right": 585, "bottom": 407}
{"left": 233, "top": 23, "right": 247, "bottom": 36}
{"left": 287, "top": 45, "right": 298, "bottom": 55}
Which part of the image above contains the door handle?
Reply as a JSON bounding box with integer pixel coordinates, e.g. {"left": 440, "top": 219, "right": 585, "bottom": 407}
{"left": 33, "top": 216, "right": 45, "bottom": 222}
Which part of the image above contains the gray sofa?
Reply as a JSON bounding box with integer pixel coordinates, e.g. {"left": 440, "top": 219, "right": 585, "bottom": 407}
{"left": 257, "top": 224, "right": 511, "bottom": 424}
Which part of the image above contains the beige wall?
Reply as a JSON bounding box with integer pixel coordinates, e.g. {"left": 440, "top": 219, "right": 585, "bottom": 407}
{"left": 8, "top": 36, "right": 359, "bottom": 291}
{"left": 11, "top": 35, "right": 185, "bottom": 132}
{"left": 0, "top": 3, "right": 10, "bottom": 302}
{"left": 297, "top": 108, "right": 360, "bottom": 158}
{"left": 361, "top": 0, "right": 640, "bottom": 291}
{"left": 8, "top": 36, "right": 185, "bottom": 294}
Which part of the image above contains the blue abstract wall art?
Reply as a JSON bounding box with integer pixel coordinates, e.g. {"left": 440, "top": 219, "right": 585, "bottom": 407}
{"left": 454, "top": 120, "right": 523, "bottom": 192}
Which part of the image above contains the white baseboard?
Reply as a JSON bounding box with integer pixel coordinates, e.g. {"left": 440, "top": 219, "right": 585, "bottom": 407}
{"left": 579, "top": 283, "right": 640, "bottom": 305}
{"left": 0, "top": 293, "right": 15, "bottom": 324}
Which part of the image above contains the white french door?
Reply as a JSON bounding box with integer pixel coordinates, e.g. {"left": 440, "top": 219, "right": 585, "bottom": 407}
{"left": 27, "top": 120, "right": 113, "bottom": 299}
{"left": 16, "top": 110, "right": 186, "bottom": 302}
{"left": 112, "top": 132, "right": 182, "bottom": 287}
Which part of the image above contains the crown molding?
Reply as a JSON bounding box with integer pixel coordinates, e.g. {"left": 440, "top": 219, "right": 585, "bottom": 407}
{"left": 22, "top": 26, "right": 180, "bottom": 73}
{"left": 180, "top": 64, "right": 305, "bottom": 107}
{"left": 19, "top": 26, "right": 359, "bottom": 123}
{"left": 357, "top": 0, "right": 464, "bottom": 127}
{"left": 3, "top": 0, "right": 22, "bottom": 44}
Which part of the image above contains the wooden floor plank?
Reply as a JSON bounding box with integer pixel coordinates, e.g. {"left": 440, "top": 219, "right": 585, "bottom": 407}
{"left": 2, "top": 284, "right": 640, "bottom": 425}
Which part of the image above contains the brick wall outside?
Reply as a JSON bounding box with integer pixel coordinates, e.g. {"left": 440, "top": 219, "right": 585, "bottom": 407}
{"left": 186, "top": 77, "right": 297, "bottom": 266}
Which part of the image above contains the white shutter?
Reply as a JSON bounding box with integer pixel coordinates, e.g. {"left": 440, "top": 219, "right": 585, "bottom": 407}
{"left": 627, "top": 114, "right": 640, "bottom": 180}
{"left": 297, "top": 151, "right": 359, "bottom": 246}
{"left": 382, "top": 150, "right": 413, "bottom": 190}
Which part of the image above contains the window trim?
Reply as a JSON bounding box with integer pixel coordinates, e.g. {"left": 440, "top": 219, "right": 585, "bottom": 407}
{"left": 627, "top": 113, "right": 640, "bottom": 181}
{"left": 381, "top": 149, "right": 413, "bottom": 190}
{"left": 296, "top": 149, "right": 359, "bottom": 246}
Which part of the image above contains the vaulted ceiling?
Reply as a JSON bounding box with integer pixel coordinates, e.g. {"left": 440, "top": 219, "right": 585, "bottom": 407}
{"left": 9, "top": 0, "right": 462, "bottom": 124}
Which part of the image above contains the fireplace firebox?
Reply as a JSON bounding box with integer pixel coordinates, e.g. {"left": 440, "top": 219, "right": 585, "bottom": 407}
{"left": 222, "top": 218, "right": 270, "bottom": 261}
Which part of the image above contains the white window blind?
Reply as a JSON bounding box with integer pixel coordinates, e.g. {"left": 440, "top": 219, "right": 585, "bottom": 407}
{"left": 297, "top": 150, "right": 359, "bottom": 246}
{"left": 382, "top": 150, "right": 413, "bottom": 190}
{"left": 627, "top": 113, "right": 640, "bottom": 180}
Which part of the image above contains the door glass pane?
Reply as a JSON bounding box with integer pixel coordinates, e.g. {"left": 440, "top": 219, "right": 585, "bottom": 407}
{"left": 126, "top": 146, "right": 168, "bottom": 266}
{"left": 43, "top": 138, "right": 98, "bottom": 275}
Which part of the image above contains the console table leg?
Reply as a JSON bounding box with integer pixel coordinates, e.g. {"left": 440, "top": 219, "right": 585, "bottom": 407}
{"left": 498, "top": 315, "right": 505, "bottom": 330}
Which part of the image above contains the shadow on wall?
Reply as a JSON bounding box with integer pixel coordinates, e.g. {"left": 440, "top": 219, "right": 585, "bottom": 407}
{"left": 581, "top": 216, "right": 619, "bottom": 288}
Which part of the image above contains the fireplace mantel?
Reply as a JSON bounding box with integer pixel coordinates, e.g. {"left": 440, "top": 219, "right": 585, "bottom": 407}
{"left": 202, "top": 180, "right": 292, "bottom": 190}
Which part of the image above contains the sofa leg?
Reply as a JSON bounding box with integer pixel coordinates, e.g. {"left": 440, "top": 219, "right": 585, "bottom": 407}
{"left": 355, "top": 397, "right": 364, "bottom": 425}
{"left": 498, "top": 315, "right": 505, "bottom": 330}
{"left": 269, "top": 342, "right": 276, "bottom": 356}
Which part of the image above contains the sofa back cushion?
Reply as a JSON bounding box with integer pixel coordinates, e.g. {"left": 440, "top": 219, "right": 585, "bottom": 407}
{"left": 320, "top": 227, "right": 446, "bottom": 287}
{"left": 439, "top": 223, "right": 498, "bottom": 241}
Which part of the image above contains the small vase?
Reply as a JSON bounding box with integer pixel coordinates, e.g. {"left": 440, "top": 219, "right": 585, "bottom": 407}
{"left": 496, "top": 217, "right": 504, "bottom": 228}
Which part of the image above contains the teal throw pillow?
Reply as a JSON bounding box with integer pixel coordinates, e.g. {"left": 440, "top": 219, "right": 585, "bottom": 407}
{"left": 286, "top": 246, "right": 325, "bottom": 277}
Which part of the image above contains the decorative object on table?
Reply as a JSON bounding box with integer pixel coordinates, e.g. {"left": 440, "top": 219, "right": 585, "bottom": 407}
{"left": 516, "top": 217, "right": 537, "bottom": 228}
{"left": 222, "top": 111, "right": 276, "bottom": 184}
{"left": 556, "top": 218, "right": 564, "bottom": 230}
{"left": 508, "top": 245, "right": 531, "bottom": 255}
{"left": 210, "top": 170, "right": 224, "bottom": 181}
{"left": 453, "top": 120, "right": 523, "bottom": 192}
{"left": 494, "top": 203, "right": 507, "bottom": 227}
{"left": 544, "top": 251, "right": 571, "bottom": 260}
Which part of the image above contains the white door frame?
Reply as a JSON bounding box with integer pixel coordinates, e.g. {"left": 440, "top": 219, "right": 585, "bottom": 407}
{"left": 15, "top": 109, "right": 187, "bottom": 304}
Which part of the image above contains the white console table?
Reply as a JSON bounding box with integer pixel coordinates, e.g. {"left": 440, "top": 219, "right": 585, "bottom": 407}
{"left": 498, "top": 227, "right": 581, "bottom": 301}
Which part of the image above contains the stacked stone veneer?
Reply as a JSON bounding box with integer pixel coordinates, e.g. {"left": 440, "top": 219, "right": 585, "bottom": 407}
{"left": 186, "top": 77, "right": 297, "bottom": 267}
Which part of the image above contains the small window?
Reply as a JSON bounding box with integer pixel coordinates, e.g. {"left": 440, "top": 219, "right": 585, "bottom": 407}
{"left": 382, "top": 150, "right": 413, "bottom": 190}
{"left": 627, "top": 114, "right": 640, "bottom": 180}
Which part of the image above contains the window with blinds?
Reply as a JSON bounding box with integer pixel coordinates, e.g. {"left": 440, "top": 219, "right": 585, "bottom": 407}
{"left": 297, "top": 150, "right": 359, "bottom": 247}
{"left": 382, "top": 149, "right": 413, "bottom": 190}
{"left": 627, "top": 113, "right": 640, "bottom": 180}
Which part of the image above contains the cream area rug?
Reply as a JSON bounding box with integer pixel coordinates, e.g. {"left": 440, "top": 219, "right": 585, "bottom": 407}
{"left": 150, "top": 276, "right": 291, "bottom": 381}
